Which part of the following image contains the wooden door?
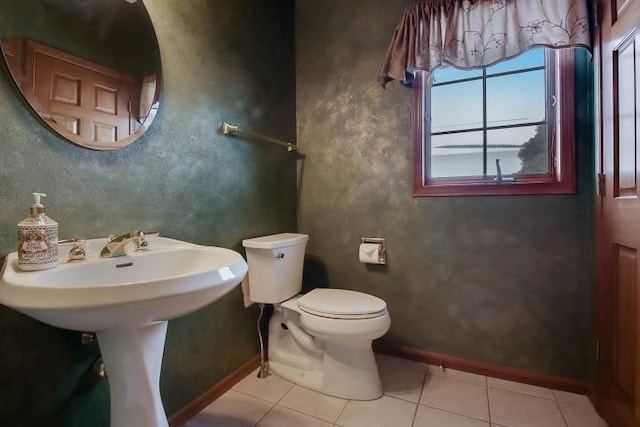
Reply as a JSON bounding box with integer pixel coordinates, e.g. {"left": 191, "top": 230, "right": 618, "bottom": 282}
{"left": 23, "top": 40, "right": 135, "bottom": 144}
{"left": 596, "top": 1, "right": 640, "bottom": 426}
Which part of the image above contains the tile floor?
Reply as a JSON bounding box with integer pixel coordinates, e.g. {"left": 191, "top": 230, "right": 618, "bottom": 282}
{"left": 184, "top": 354, "right": 608, "bottom": 427}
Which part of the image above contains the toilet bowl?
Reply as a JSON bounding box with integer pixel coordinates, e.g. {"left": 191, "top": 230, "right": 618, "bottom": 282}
{"left": 242, "top": 233, "right": 391, "bottom": 400}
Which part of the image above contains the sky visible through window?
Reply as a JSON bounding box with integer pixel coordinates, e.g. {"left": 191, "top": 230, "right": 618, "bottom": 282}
{"left": 429, "top": 48, "right": 546, "bottom": 179}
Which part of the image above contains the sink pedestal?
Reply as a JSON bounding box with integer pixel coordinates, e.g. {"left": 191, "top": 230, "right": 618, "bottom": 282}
{"left": 97, "top": 321, "right": 169, "bottom": 427}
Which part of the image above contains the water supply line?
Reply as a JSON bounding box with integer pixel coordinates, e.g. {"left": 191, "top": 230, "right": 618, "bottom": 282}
{"left": 257, "top": 303, "right": 270, "bottom": 379}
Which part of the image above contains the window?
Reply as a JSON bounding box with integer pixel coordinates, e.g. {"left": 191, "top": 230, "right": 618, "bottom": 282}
{"left": 412, "top": 48, "right": 576, "bottom": 197}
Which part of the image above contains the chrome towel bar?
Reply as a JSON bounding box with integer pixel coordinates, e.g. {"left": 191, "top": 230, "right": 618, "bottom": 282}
{"left": 221, "top": 122, "right": 299, "bottom": 153}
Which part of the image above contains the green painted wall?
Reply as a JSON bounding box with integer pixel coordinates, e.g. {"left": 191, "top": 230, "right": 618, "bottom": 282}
{"left": 296, "top": 0, "right": 594, "bottom": 381}
{"left": 0, "top": 1, "right": 296, "bottom": 426}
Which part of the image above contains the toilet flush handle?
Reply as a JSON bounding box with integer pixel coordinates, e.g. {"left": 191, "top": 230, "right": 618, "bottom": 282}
{"left": 274, "top": 252, "right": 285, "bottom": 259}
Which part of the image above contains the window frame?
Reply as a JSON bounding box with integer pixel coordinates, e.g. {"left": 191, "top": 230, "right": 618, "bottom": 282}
{"left": 412, "top": 49, "right": 576, "bottom": 197}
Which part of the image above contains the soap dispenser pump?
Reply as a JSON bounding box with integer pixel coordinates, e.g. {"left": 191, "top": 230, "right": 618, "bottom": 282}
{"left": 17, "top": 193, "right": 58, "bottom": 271}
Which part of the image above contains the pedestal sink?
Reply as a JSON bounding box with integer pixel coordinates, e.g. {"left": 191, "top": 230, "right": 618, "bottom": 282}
{"left": 0, "top": 236, "right": 248, "bottom": 427}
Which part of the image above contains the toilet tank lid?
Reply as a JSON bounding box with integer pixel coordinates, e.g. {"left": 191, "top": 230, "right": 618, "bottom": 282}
{"left": 242, "top": 233, "right": 309, "bottom": 249}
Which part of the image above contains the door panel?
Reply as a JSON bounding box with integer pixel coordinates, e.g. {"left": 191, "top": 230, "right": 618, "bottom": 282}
{"left": 613, "top": 33, "right": 638, "bottom": 197}
{"left": 596, "top": 0, "right": 640, "bottom": 426}
{"left": 613, "top": 245, "right": 636, "bottom": 404}
{"left": 51, "top": 73, "right": 81, "bottom": 105}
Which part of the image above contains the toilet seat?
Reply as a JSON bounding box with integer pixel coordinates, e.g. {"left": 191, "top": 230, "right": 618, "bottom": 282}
{"left": 297, "top": 288, "right": 387, "bottom": 320}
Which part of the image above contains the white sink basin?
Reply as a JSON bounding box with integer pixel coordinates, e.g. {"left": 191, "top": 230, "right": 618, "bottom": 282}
{"left": 0, "top": 236, "right": 247, "bottom": 331}
{"left": 0, "top": 236, "right": 248, "bottom": 427}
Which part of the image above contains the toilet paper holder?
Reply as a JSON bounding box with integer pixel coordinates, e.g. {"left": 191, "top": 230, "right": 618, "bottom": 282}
{"left": 361, "top": 237, "right": 386, "bottom": 265}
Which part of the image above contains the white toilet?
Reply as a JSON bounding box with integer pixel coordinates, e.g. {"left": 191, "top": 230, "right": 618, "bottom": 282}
{"left": 242, "top": 233, "right": 391, "bottom": 400}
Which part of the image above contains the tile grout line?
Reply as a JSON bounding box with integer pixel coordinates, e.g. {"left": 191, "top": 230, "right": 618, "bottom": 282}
{"left": 410, "top": 368, "right": 429, "bottom": 426}
{"left": 553, "top": 392, "right": 571, "bottom": 427}
{"left": 278, "top": 382, "right": 351, "bottom": 425}
{"left": 333, "top": 397, "right": 350, "bottom": 426}
{"left": 417, "top": 402, "right": 493, "bottom": 424}
{"left": 275, "top": 402, "right": 347, "bottom": 425}
{"left": 231, "top": 380, "right": 294, "bottom": 406}
{"left": 486, "top": 384, "right": 557, "bottom": 401}
{"left": 485, "top": 379, "right": 493, "bottom": 426}
{"left": 235, "top": 371, "right": 296, "bottom": 427}
{"left": 251, "top": 401, "right": 277, "bottom": 427}
{"left": 231, "top": 387, "right": 278, "bottom": 404}
{"left": 415, "top": 368, "right": 494, "bottom": 425}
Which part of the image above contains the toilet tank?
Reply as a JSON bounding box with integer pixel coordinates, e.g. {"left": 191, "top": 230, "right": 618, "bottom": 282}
{"left": 242, "top": 233, "right": 309, "bottom": 304}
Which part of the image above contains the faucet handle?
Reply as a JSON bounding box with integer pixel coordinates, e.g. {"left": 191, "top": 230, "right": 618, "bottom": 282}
{"left": 59, "top": 238, "right": 87, "bottom": 261}
{"left": 134, "top": 231, "right": 159, "bottom": 252}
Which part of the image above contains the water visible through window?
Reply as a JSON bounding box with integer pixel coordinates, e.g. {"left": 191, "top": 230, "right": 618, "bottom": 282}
{"left": 428, "top": 48, "right": 549, "bottom": 180}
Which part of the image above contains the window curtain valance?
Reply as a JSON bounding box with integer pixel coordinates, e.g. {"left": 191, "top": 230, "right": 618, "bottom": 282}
{"left": 378, "top": 0, "right": 591, "bottom": 88}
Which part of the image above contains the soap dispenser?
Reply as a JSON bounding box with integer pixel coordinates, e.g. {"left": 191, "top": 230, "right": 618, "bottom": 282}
{"left": 17, "top": 193, "right": 58, "bottom": 271}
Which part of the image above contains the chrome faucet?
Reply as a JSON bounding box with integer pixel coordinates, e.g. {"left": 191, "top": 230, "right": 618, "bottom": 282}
{"left": 100, "top": 231, "right": 159, "bottom": 258}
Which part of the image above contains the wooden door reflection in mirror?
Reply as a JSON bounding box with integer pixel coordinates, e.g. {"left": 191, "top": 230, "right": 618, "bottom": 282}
{"left": 0, "top": 0, "right": 161, "bottom": 150}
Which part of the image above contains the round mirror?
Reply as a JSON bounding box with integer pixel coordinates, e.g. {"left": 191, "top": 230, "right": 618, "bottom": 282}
{"left": 0, "top": 0, "right": 161, "bottom": 150}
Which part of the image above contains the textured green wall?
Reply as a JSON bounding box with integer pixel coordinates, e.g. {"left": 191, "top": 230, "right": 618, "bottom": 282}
{"left": 0, "top": 1, "right": 296, "bottom": 426}
{"left": 296, "top": 0, "right": 594, "bottom": 381}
